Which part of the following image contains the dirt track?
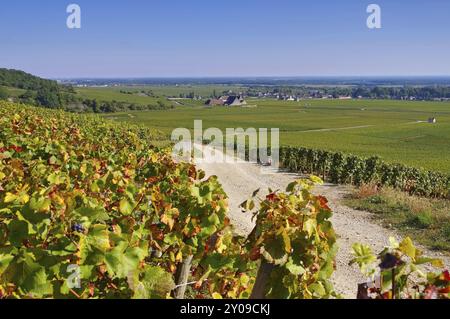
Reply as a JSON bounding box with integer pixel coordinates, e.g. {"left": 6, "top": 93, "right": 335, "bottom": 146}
{"left": 194, "top": 145, "right": 449, "bottom": 298}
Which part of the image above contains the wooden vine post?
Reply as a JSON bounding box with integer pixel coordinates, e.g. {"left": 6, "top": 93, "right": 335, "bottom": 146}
{"left": 250, "top": 260, "right": 275, "bottom": 299}
{"left": 173, "top": 255, "right": 193, "bottom": 299}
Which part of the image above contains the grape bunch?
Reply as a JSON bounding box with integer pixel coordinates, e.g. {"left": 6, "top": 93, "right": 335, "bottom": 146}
{"left": 71, "top": 223, "right": 85, "bottom": 233}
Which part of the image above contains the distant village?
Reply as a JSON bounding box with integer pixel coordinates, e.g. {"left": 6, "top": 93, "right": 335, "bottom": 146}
{"left": 205, "top": 95, "right": 247, "bottom": 106}
{"left": 185, "top": 86, "right": 450, "bottom": 106}
{"left": 71, "top": 81, "right": 450, "bottom": 104}
{"left": 177, "top": 88, "right": 450, "bottom": 108}
{"left": 198, "top": 92, "right": 366, "bottom": 108}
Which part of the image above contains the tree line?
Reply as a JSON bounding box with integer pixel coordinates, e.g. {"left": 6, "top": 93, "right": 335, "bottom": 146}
{"left": 245, "top": 85, "right": 450, "bottom": 101}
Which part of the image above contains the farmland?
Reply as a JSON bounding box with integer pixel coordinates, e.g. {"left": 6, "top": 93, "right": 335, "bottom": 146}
{"left": 75, "top": 85, "right": 247, "bottom": 99}
{"left": 75, "top": 87, "right": 173, "bottom": 107}
{"left": 101, "top": 97, "right": 450, "bottom": 173}
{"left": 74, "top": 85, "right": 246, "bottom": 107}
{"left": 1, "top": 86, "right": 26, "bottom": 97}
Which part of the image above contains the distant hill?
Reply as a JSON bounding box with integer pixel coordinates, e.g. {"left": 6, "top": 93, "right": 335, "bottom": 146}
{"left": 0, "top": 68, "right": 172, "bottom": 112}
{"left": 0, "top": 68, "right": 67, "bottom": 108}
{"left": 0, "top": 68, "right": 59, "bottom": 91}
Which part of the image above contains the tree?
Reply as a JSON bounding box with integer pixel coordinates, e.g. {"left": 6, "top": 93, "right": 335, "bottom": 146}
{"left": 92, "top": 99, "right": 99, "bottom": 113}
{"left": 36, "top": 87, "right": 61, "bottom": 108}
{"left": 0, "top": 87, "right": 8, "bottom": 100}
{"left": 19, "top": 90, "right": 36, "bottom": 105}
{"left": 157, "top": 101, "right": 166, "bottom": 109}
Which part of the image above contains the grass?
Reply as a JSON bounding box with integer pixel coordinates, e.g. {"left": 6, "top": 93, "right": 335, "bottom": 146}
{"left": 119, "top": 85, "right": 247, "bottom": 97}
{"left": 2, "top": 86, "right": 26, "bottom": 97}
{"left": 100, "top": 97, "right": 450, "bottom": 173}
{"left": 74, "top": 85, "right": 245, "bottom": 106}
{"left": 344, "top": 185, "right": 450, "bottom": 252}
{"left": 75, "top": 87, "right": 170, "bottom": 105}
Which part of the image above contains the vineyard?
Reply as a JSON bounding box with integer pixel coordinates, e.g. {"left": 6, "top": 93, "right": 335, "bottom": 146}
{"left": 0, "top": 101, "right": 448, "bottom": 299}
{"left": 279, "top": 147, "right": 450, "bottom": 199}
{"left": 111, "top": 98, "right": 450, "bottom": 173}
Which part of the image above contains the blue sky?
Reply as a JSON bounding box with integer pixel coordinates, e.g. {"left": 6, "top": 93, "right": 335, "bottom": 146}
{"left": 1, "top": 0, "right": 449, "bottom": 78}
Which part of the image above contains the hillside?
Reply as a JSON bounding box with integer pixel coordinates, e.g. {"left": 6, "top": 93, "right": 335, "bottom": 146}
{"left": 0, "top": 68, "right": 67, "bottom": 108}
{"left": 0, "top": 68, "right": 174, "bottom": 112}
{"left": 0, "top": 68, "right": 59, "bottom": 91}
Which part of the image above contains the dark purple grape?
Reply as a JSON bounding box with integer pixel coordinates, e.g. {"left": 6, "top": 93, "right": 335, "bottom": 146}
{"left": 72, "top": 223, "right": 85, "bottom": 233}
{"left": 379, "top": 253, "right": 400, "bottom": 270}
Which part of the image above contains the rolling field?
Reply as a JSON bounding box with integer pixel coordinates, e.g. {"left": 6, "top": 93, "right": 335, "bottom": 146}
{"left": 75, "top": 87, "right": 169, "bottom": 106}
{"left": 122, "top": 84, "right": 247, "bottom": 97}
{"left": 75, "top": 85, "right": 245, "bottom": 105}
{"left": 102, "top": 98, "right": 450, "bottom": 173}
{"left": 2, "top": 86, "right": 26, "bottom": 97}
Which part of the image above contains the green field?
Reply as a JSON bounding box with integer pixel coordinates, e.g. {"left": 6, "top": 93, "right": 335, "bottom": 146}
{"left": 77, "top": 85, "right": 247, "bottom": 98}
{"left": 75, "top": 85, "right": 245, "bottom": 106}
{"left": 75, "top": 87, "right": 169, "bottom": 105}
{"left": 101, "top": 98, "right": 450, "bottom": 173}
{"left": 2, "top": 86, "right": 26, "bottom": 97}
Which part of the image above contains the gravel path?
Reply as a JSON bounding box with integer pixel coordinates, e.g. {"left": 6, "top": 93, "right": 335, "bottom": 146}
{"left": 194, "top": 145, "right": 449, "bottom": 298}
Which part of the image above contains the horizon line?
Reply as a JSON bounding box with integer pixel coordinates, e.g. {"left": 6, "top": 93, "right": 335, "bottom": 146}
{"left": 51, "top": 75, "right": 450, "bottom": 80}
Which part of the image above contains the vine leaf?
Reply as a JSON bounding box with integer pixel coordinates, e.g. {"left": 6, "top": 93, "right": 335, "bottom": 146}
{"left": 119, "top": 198, "right": 133, "bottom": 216}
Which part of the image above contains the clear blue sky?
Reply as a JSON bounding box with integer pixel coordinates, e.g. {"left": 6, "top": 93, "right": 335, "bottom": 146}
{"left": 1, "top": 0, "right": 449, "bottom": 78}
